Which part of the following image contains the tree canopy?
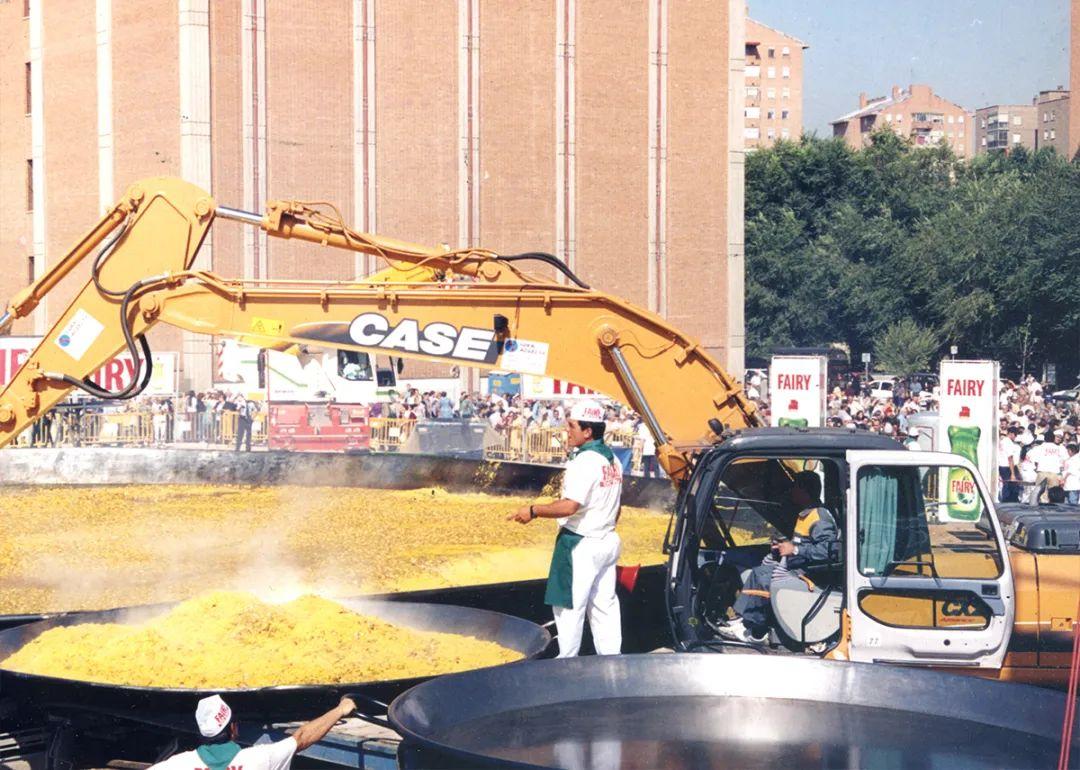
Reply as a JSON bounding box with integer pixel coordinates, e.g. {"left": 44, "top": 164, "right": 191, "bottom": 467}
{"left": 745, "top": 132, "right": 1080, "bottom": 385}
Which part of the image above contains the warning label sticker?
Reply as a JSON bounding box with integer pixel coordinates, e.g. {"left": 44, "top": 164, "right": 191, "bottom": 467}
{"left": 250, "top": 317, "right": 285, "bottom": 336}
{"left": 499, "top": 338, "right": 549, "bottom": 376}
{"left": 55, "top": 309, "right": 105, "bottom": 362}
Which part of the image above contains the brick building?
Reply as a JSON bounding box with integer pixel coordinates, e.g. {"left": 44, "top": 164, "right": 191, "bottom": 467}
{"left": 743, "top": 18, "right": 807, "bottom": 150}
{"left": 830, "top": 84, "right": 972, "bottom": 158}
{"left": 1034, "top": 88, "right": 1072, "bottom": 157}
{"left": 0, "top": 1, "right": 748, "bottom": 392}
{"left": 973, "top": 104, "right": 1037, "bottom": 154}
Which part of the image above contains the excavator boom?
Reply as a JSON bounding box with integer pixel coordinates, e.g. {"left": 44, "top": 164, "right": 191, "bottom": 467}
{"left": 0, "top": 177, "right": 759, "bottom": 481}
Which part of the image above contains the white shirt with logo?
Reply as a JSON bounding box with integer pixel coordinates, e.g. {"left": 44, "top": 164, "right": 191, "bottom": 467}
{"left": 1064, "top": 454, "right": 1080, "bottom": 492}
{"left": 151, "top": 737, "right": 296, "bottom": 770}
{"left": 560, "top": 450, "right": 623, "bottom": 538}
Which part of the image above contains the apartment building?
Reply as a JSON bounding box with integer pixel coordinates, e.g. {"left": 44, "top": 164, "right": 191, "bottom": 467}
{"left": 0, "top": 0, "right": 749, "bottom": 389}
{"left": 1034, "top": 88, "right": 1071, "bottom": 157}
{"left": 744, "top": 18, "right": 807, "bottom": 150}
{"left": 973, "top": 104, "right": 1037, "bottom": 154}
{"left": 830, "top": 84, "right": 971, "bottom": 158}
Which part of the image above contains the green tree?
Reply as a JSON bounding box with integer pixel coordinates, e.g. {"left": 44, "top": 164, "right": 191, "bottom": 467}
{"left": 873, "top": 320, "right": 939, "bottom": 376}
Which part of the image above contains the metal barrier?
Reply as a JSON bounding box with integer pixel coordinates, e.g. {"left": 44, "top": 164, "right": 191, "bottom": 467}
{"left": 80, "top": 413, "right": 154, "bottom": 446}
{"left": 9, "top": 409, "right": 643, "bottom": 472}
{"left": 369, "top": 417, "right": 417, "bottom": 451}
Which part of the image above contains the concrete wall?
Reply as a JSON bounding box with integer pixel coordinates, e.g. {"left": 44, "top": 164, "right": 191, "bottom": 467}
{"left": 0, "top": 448, "right": 675, "bottom": 509}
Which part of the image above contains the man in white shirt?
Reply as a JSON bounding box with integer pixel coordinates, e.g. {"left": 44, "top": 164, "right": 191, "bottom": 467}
{"left": 1063, "top": 443, "right": 1080, "bottom": 505}
{"left": 635, "top": 418, "right": 658, "bottom": 478}
{"left": 151, "top": 694, "right": 356, "bottom": 770}
{"left": 508, "top": 399, "right": 623, "bottom": 657}
{"left": 1030, "top": 432, "right": 1066, "bottom": 503}
{"left": 997, "top": 426, "right": 1022, "bottom": 502}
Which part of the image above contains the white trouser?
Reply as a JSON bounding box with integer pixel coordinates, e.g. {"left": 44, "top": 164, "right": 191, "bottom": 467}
{"left": 553, "top": 531, "right": 622, "bottom": 657}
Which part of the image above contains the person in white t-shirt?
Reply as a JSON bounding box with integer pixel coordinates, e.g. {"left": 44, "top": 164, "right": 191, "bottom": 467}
{"left": 1063, "top": 443, "right": 1080, "bottom": 505}
{"left": 150, "top": 694, "right": 356, "bottom": 770}
{"left": 508, "top": 399, "right": 623, "bottom": 657}
{"left": 635, "top": 418, "right": 658, "bottom": 478}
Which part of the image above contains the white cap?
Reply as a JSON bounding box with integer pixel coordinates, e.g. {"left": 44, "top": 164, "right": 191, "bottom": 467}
{"left": 195, "top": 695, "right": 232, "bottom": 738}
{"left": 569, "top": 399, "right": 605, "bottom": 423}
{"left": 907, "top": 427, "right": 919, "bottom": 437}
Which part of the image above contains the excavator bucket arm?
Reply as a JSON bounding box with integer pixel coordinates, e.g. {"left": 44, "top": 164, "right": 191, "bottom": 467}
{"left": 0, "top": 177, "right": 759, "bottom": 482}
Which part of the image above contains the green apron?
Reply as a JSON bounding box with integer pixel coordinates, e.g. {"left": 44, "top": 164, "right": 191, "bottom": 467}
{"left": 543, "top": 440, "right": 616, "bottom": 609}
{"left": 196, "top": 742, "right": 242, "bottom": 770}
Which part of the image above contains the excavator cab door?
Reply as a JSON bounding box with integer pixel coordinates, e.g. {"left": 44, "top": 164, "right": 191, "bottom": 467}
{"left": 845, "top": 450, "right": 1013, "bottom": 669}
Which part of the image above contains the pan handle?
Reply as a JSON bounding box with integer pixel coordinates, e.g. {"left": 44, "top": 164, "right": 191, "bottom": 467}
{"left": 343, "top": 691, "right": 393, "bottom": 731}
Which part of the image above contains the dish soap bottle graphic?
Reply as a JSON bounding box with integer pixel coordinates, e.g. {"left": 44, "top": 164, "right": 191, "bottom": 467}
{"left": 779, "top": 400, "right": 809, "bottom": 428}
{"left": 946, "top": 406, "right": 982, "bottom": 521}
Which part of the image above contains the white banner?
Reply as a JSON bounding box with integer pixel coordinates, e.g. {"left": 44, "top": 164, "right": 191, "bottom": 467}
{"left": 937, "top": 359, "right": 999, "bottom": 522}
{"left": 520, "top": 375, "right": 604, "bottom": 401}
{"left": 768, "top": 356, "right": 827, "bottom": 427}
{"left": 0, "top": 337, "right": 178, "bottom": 396}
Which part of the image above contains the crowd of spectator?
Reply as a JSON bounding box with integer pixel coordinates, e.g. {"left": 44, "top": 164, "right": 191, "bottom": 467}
{"left": 746, "top": 372, "right": 1080, "bottom": 505}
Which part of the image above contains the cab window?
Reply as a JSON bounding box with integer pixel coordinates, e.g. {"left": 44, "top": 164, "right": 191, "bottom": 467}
{"left": 703, "top": 456, "right": 842, "bottom": 548}
{"left": 856, "top": 464, "right": 1003, "bottom": 579}
{"left": 337, "top": 350, "right": 372, "bottom": 381}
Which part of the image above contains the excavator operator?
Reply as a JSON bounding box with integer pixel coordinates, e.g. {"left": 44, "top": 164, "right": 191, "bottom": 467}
{"left": 719, "top": 471, "right": 839, "bottom": 645}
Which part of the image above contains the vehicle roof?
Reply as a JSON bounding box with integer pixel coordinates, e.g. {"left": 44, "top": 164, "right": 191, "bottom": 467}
{"left": 718, "top": 427, "right": 901, "bottom": 454}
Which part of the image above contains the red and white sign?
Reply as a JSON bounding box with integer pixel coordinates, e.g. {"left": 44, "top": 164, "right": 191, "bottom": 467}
{"left": 0, "top": 336, "right": 179, "bottom": 396}
{"left": 768, "top": 355, "right": 827, "bottom": 427}
{"left": 936, "top": 359, "right": 999, "bottom": 491}
{"left": 521, "top": 374, "right": 601, "bottom": 400}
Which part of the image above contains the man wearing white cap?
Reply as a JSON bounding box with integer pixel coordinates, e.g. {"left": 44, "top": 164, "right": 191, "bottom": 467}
{"left": 150, "top": 694, "right": 356, "bottom": 770}
{"left": 508, "top": 398, "right": 624, "bottom": 657}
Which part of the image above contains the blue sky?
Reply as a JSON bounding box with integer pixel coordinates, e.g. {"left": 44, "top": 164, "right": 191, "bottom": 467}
{"left": 748, "top": 0, "right": 1071, "bottom": 135}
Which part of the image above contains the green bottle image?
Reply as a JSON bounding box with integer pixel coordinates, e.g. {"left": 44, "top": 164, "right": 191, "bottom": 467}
{"left": 778, "top": 417, "right": 809, "bottom": 428}
{"left": 946, "top": 425, "right": 982, "bottom": 521}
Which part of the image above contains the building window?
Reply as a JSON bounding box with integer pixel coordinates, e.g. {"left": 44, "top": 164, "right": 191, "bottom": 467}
{"left": 782, "top": 45, "right": 790, "bottom": 56}
{"left": 746, "top": 86, "right": 758, "bottom": 98}
{"left": 1043, "top": 130, "right": 1049, "bottom": 139}
{"left": 885, "top": 114, "right": 892, "bottom": 123}
{"left": 27, "top": 256, "right": 34, "bottom": 284}
{"left": 766, "top": 110, "right": 775, "bottom": 120}
{"left": 958, "top": 115, "right": 964, "bottom": 123}
{"left": 26, "top": 159, "right": 33, "bottom": 210}
{"left": 766, "top": 66, "right": 775, "bottom": 79}
{"left": 744, "top": 127, "right": 760, "bottom": 139}
{"left": 895, "top": 114, "right": 902, "bottom": 123}
{"left": 25, "top": 62, "right": 31, "bottom": 114}
{"left": 981, "top": 137, "right": 987, "bottom": 146}
{"left": 781, "top": 66, "right": 790, "bottom": 78}
{"left": 767, "top": 128, "right": 776, "bottom": 139}
{"left": 1050, "top": 129, "right": 1056, "bottom": 139}
{"left": 781, "top": 87, "right": 790, "bottom": 98}
{"left": 948, "top": 115, "right": 954, "bottom": 124}
{"left": 1013, "top": 115, "right": 1022, "bottom": 125}
{"left": 1043, "top": 113, "right": 1049, "bottom": 122}
{"left": 767, "top": 87, "right": 776, "bottom": 99}
{"left": 980, "top": 118, "right": 986, "bottom": 128}
{"left": 745, "top": 107, "right": 760, "bottom": 119}
{"left": 781, "top": 109, "right": 789, "bottom": 120}
{"left": 746, "top": 65, "right": 760, "bottom": 78}
{"left": 768, "top": 47, "right": 775, "bottom": 58}
{"left": 781, "top": 128, "right": 790, "bottom": 138}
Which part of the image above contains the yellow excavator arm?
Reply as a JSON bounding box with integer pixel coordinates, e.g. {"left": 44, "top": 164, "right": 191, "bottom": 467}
{"left": 0, "top": 177, "right": 759, "bottom": 481}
